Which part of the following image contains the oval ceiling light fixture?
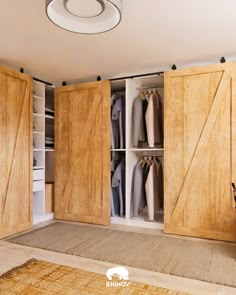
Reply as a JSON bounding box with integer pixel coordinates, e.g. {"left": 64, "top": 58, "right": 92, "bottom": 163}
{"left": 46, "top": 0, "right": 122, "bottom": 34}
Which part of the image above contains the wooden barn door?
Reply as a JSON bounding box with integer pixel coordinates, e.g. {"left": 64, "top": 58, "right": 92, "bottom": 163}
{"left": 164, "top": 62, "right": 236, "bottom": 242}
{"left": 55, "top": 81, "right": 110, "bottom": 225}
{"left": 0, "top": 65, "right": 32, "bottom": 239}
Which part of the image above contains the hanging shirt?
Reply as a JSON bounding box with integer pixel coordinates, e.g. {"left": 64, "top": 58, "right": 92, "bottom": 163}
{"left": 155, "top": 158, "right": 164, "bottom": 210}
{"left": 111, "top": 159, "right": 125, "bottom": 217}
{"left": 145, "top": 162, "right": 160, "bottom": 220}
{"left": 142, "top": 99, "right": 148, "bottom": 143}
{"left": 131, "top": 162, "right": 149, "bottom": 217}
{"left": 111, "top": 95, "right": 125, "bottom": 149}
{"left": 157, "top": 92, "right": 164, "bottom": 145}
{"left": 110, "top": 94, "right": 117, "bottom": 149}
{"left": 111, "top": 152, "right": 121, "bottom": 217}
{"left": 132, "top": 97, "right": 147, "bottom": 147}
{"left": 145, "top": 93, "right": 162, "bottom": 147}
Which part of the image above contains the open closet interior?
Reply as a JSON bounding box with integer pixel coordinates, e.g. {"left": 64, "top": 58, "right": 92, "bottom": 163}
{"left": 110, "top": 74, "right": 164, "bottom": 229}
{"left": 33, "top": 81, "right": 54, "bottom": 225}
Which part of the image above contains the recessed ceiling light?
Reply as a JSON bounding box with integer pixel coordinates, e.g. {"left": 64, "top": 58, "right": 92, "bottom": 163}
{"left": 46, "top": 0, "right": 122, "bottom": 34}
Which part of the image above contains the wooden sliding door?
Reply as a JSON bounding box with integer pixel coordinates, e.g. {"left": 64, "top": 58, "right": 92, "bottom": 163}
{"left": 164, "top": 62, "right": 236, "bottom": 242}
{"left": 0, "top": 65, "right": 32, "bottom": 238}
{"left": 55, "top": 81, "right": 110, "bottom": 225}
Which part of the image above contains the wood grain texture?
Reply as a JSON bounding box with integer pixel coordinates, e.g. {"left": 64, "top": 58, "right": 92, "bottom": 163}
{"left": 232, "top": 64, "right": 236, "bottom": 210}
{"left": 55, "top": 81, "right": 110, "bottom": 225}
{"left": 0, "top": 65, "right": 32, "bottom": 239}
{"left": 164, "top": 62, "right": 236, "bottom": 242}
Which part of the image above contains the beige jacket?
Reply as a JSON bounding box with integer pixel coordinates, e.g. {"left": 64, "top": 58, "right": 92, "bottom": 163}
{"left": 145, "top": 160, "right": 162, "bottom": 220}
{"left": 145, "top": 93, "right": 162, "bottom": 147}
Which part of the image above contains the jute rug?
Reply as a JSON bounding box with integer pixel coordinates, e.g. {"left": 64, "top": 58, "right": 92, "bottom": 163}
{"left": 8, "top": 222, "right": 236, "bottom": 287}
{"left": 0, "top": 259, "right": 187, "bottom": 295}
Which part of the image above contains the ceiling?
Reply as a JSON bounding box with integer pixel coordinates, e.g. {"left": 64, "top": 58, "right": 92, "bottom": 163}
{"left": 1, "top": 0, "right": 236, "bottom": 84}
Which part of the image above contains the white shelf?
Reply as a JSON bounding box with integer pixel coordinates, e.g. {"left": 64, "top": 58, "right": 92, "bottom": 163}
{"left": 111, "top": 216, "right": 164, "bottom": 230}
{"left": 33, "top": 213, "right": 54, "bottom": 225}
{"left": 46, "top": 149, "right": 55, "bottom": 152}
{"left": 110, "top": 216, "right": 127, "bottom": 224}
{"left": 33, "top": 113, "right": 44, "bottom": 117}
{"left": 129, "top": 148, "right": 164, "bottom": 152}
{"left": 111, "top": 149, "right": 126, "bottom": 151}
{"left": 33, "top": 95, "right": 44, "bottom": 100}
{"left": 33, "top": 81, "right": 54, "bottom": 226}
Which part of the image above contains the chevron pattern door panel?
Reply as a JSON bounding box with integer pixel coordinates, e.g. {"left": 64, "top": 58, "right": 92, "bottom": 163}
{"left": 55, "top": 81, "right": 110, "bottom": 225}
{"left": 164, "top": 63, "right": 236, "bottom": 242}
{"left": 0, "top": 65, "right": 32, "bottom": 238}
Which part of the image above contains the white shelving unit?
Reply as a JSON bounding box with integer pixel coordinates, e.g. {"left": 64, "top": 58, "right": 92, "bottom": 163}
{"left": 32, "top": 81, "right": 54, "bottom": 225}
{"left": 111, "top": 75, "right": 164, "bottom": 230}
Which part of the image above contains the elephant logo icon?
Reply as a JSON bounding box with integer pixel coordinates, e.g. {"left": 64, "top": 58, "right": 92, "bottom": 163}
{"left": 106, "top": 266, "right": 129, "bottom": 281}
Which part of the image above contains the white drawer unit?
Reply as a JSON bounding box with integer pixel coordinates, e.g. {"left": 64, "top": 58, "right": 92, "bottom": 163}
{"left": 33, "top": 180, "right": 44, "bottom": 192}
{"left": 33, "top": 169, "right": 45, "bottom": 181}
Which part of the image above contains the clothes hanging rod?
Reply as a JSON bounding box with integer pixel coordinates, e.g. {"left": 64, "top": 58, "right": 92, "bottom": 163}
{"left": 110, "top": 71, "right": 164, "bottom": 81}
{"left": 112, "top": 91, "right": 125, "bottom": 95}
{"left": 33, "top": 77, "right": 53, "bottom": 86}
{"left": 137, "top": 85, "right": 164, "bottom": 90}
{"left": 20, "top": 68, "right": 53, "bottom": 86}
{"left": 111, "top": 86, "right": 126, "bottom": 91}
{"left": 141, "top": 155, "right": 164, "bottom": 158}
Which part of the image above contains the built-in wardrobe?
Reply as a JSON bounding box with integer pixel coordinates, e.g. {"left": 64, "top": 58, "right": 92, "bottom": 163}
{"left": 54, "top": 62, "right": 236, "bottom": 242}
{"left": 1, "top": 62, "right": 236, "bottom": 243}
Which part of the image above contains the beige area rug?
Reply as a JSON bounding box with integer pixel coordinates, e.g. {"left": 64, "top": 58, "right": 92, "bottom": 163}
{"left": 0, "top": 259, "right": 187, "bottom": 295}
{"left": 8, "top": 223, "right": 236, "bottom": 287}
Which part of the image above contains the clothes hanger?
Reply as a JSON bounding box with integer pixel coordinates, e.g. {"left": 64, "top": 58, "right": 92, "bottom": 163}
{"left": 155, "top": 156, "right": 163, "bottom": 167}
{"left": 153, "top": 157, "right": 159, "bottom": 166}
{"left": 138, "top": 156, "right": 146, "bottom": 167}
{"left": 155, "top": 89, "right": 159, "bottom": 95}
{"left": 147, "top": 156, "right": 153, "bottom": 166}
{"left": 145, "top": 91, "right": 150, "bottom": 102}
{"left": 141, "top": 156, "right": 148, "bottom": 167}
{"left": 139, "top": 91, "right": 146, "bottom": 100}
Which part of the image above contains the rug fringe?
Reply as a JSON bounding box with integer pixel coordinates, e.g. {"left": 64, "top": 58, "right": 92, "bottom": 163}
{"left": 0, "top": 259, "right": 38, "bottom": 280}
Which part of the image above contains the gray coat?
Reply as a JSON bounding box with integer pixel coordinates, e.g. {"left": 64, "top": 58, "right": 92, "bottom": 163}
{"left": 111, "top": 95, "right": 125, "bottom": 149}
{"left": 111, "top": 159, "right": 125, "bottom": 217}
{"left": 132, "top": 97, "right": 146, "bottom": 147}
{"left": 131, "top": 162, "right": 147, "bottom": 217}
